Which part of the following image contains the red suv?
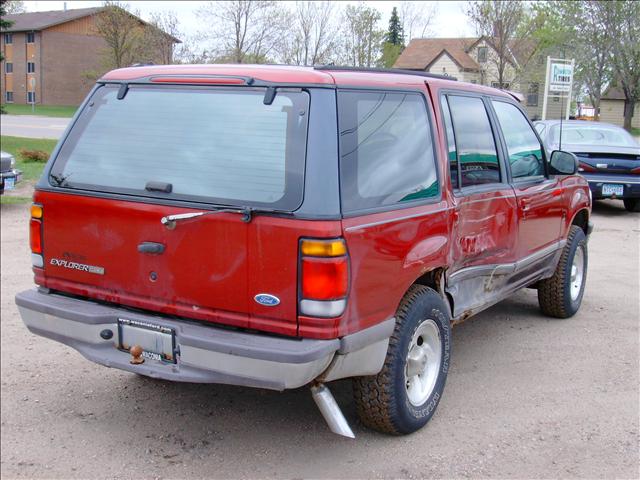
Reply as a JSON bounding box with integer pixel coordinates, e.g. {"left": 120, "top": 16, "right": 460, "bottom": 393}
{"left": 16, "top": 65, "right": 592, "bottom": 438}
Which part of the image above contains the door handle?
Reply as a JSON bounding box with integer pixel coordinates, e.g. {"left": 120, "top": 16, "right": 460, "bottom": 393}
{"left": 138, "top": 242, "right": 165, "bottom": 254}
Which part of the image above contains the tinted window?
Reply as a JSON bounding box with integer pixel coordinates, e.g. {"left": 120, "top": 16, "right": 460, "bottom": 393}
{"left": 338, "top": 90, "right": 438, "bottom": 211}
{"left": 447, "top": 95, "right": 500, "bottom": 187}
{"left": 51, "top": 86, "right": 309, "bottom": 210}
{"left": 441, "top": 96, "right": 459, "bottom": 188}
{"left": 492, "top": 101, "right": 545, "bottom": 179}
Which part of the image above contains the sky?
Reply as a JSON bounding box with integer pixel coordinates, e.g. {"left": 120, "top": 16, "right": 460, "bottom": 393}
{"left": 22, "top": 1, "right": 476, "bottom": 40}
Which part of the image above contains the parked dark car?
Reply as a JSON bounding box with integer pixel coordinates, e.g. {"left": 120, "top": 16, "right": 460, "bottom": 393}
{"left": 16, "top": 65, "right": 592, "bottom": 438}
{"left": 535, "top": 120, "right": 640, "bottom": 212}
{"left": 1, "top": 151, "right": 22, "bottom": 195}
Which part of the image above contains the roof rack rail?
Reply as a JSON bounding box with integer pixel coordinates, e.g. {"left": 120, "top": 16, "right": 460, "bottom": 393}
{"left": 313, "top": 65, "right": 457, "bottom": 81}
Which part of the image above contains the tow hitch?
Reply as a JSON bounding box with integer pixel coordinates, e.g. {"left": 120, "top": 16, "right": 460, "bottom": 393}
{"left": 310, "top": 383, "right": 355, "bottom": 438}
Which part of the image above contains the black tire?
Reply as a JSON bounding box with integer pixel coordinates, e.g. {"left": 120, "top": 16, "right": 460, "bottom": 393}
{"left": 623, "top": 198, "right": 640, "bottom": 212}
{"left": 537, "top": 225, "right": 588, "bottom": 318}
{"left": 352, "top": 285, "right": 451, "bottom": 435}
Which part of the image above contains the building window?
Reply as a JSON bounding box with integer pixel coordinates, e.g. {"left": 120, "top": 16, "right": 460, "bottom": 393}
{"left": 4, "top": 62, "right": 12, "bottom": 73}
{"left": 27, "top": 91, "right": 36, "bottom": 104}
{"left": 5, "top": 91, "right": 14, "bottom": 103}
{"left": 4, "top": 33, "right": 12, "bottom": 44}
{"left": 478, "top": 46, "right": 488, "bottom": 63}
{"left": 26, "top": 32, "right": 35, "bottom": 43}
{"left": 27, "top": 62, "right": 35, "bottom": 73}
{"left": 527, "top": 83, "right": 539, "bottom": 106}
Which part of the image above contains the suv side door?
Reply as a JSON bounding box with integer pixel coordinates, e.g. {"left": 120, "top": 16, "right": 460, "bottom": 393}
{"left": 441, "top": 92, "right": 519, "bottom": 319}
{"left": 490, "top": 99, "right": 564, "bottom": 261}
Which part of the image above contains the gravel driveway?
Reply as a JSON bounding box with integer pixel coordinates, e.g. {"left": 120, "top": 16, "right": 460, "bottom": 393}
{"left": 1, "top": 200, "right": 638, "bottom": 479}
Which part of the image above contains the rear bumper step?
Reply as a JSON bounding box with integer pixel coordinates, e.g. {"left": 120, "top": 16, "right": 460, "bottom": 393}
{"left": 15, "top": 289, "right": 393, "bottom": 391}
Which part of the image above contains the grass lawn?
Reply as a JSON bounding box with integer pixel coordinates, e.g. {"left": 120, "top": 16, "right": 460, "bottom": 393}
{"left": 0, "top": 195, "right": 31, "bottom": 204}
{"left": 631, "top": 127, "right": 640, "bottom": 137}
{"left": 1, "top": 104, "right": 77, "bottom": 118}
{"left": 1, "top": 135, "right": 58, "bottom": 181}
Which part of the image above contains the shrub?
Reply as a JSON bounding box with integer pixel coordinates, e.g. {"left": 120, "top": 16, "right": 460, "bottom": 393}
{"left": 18, "top": 149, "right": 49, "bottom": 162}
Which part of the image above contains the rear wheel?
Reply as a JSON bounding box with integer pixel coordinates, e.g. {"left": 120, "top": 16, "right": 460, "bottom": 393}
{"left": 538, "top": 225, "right": 588, "bottom": 318}
{"left": 352, "top": 285, "right": 451, "bottom": 435}
{"left": 623, "top": 198, "right": 640, "bottom": 212}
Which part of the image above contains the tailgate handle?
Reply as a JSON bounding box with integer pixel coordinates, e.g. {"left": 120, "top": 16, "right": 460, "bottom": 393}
{"left": 138, "top": 242, "right": 165, "bottom": 254}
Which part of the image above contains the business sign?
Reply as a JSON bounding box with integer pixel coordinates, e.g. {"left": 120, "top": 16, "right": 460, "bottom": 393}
{"left": 549, "top": 63, "right": 573, "bottom": 92}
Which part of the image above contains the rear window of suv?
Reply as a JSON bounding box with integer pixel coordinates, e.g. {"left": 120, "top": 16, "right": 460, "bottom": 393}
{"left": 338, "top": 90, "right": 439, "bottom": 213}
{"left": 50, "top": 85, "right": 310, "bottom": 210}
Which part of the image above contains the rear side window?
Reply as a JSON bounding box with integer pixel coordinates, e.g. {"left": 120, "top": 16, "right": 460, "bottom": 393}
{"left": 338, "top": 90, "right": 439, "bottom": 212}
{"left": 492, "top": 100, "right": 545, "bottom": 179}
{"left": 50, "top": 85, "right": 309, "bottom": 210}
{"left": 447, "top": 95, "right": 500, "bottom": 187}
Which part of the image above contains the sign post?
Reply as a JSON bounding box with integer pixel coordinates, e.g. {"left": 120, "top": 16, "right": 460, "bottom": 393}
{"left": 541, "top": 57, "right": 574, "bottom": 120}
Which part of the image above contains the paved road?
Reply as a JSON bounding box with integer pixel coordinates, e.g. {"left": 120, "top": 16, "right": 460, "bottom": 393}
{"left": 1, "top": 200, "right": 638, "bottom": 479}
{"left": 0, "top": 115, "right": 70, "bottom": 139}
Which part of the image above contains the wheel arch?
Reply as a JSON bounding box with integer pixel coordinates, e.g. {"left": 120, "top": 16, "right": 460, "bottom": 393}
{"left": 406, "top": 267, "right": 454, "bottom": 320}
{"left": 570, "top": 208, "right": 590, "bottom": 236}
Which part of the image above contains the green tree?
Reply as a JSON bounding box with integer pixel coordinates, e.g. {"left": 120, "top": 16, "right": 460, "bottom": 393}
{"left": 339, "top": 4, "right": 384, "bottom": 67}
{"left": 380, "top": 6, "right": 404, "bottom": 68}
{"left": 386, "top": 7, "right": 404, "bottom": 46}
{"left": 466, "top": 0, "right": 541, "bottom": 88}
{"left": 597, "top": 0, "right": 640, "bottom": 131}
{"left": 533, "top": 1, "right": 612, "bottom": 121}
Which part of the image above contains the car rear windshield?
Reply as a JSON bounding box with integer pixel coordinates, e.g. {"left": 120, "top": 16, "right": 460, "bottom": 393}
{"left": 550, "top": 124, "right": 638, "bottom": 147}
{"left": 50, "top": 85, "right": 310, "bottom": 210}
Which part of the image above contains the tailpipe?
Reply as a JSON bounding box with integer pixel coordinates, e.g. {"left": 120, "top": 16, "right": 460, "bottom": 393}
{"left": 311, "top": 383, "right": 355, "bottom": 438}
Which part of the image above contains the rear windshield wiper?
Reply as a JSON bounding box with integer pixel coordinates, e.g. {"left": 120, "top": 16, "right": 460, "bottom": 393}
{"left": 161, "top": 206, "right": 285, "bottom": 229}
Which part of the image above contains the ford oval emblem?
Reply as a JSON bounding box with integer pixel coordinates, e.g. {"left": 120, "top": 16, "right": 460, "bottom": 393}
{"left": 254, "top": 293, "right": 280, "bottom": 307}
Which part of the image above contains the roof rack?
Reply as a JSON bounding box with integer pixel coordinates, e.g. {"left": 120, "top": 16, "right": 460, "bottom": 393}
{"left": 313, "top": 65, "right": 457, "bottom": 81}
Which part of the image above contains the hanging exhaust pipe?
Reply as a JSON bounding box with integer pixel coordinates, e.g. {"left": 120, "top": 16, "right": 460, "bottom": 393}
{"left": 310, "top": 382, "right": 355, "bottom": 438}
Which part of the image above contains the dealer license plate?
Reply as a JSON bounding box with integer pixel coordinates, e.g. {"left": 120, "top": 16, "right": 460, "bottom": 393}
{"left": 4, "top": 177, "right": 15, "bottom": 190}
{"left": 118, "top": 318, "right": 176, "bottom": 363}
{"left": 602, "top": 184, "right": 624, "bottom": 196}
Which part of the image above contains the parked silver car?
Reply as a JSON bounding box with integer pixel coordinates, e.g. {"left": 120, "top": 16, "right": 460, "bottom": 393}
{"left": 1, "top": 151, "right": 22, "bottom": 195}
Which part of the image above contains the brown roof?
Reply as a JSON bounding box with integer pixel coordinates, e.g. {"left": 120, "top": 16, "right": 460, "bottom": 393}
{"left": 3, "top": 7, "right": 104, "bottom": 32}
{"left": 602, "top": 86, "right": 626, "bottom": 101}
{"left": 394, "top": 38, "right": 480, "bottom": 71}
{"left": 3, "top": 7, "right": 180, "bottom": 43}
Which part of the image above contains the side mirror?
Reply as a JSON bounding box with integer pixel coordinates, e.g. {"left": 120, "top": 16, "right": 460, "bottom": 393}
{"left": 549, "top": 150, "right": 578, "bottom": 175}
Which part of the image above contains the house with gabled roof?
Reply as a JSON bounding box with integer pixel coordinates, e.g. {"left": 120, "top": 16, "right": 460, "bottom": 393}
{"left": 599, "top": 86, "right": 639, "bottom": 130}
{"left": 394, "top": 36, "right": 565, "bottom": 120}
{"left": 1, "top": 7, "right": 180, "bottom": 106}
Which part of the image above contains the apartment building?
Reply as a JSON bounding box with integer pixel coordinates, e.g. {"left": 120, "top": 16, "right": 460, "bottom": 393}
{"left": 1, "top": 7, "right": 179, "bottom": 106}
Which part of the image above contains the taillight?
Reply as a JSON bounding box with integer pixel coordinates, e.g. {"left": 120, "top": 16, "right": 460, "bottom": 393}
{"left": 578, "top": 162, "right": 596, "bottom": 172}
{"left": 299, "top": 238, "right": 349, "bottom": 318}
{"left": 30, "top": 204, "right": 43, "bottom": 267}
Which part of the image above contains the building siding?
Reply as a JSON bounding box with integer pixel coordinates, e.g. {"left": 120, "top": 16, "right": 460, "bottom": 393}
{"left": 427, "top": 52, "right": 461, "bottom": 80}
{"left": 40, "top": 30, "right": 107, "bottom": 105}
{"left": 2, "top": 10, "right": 177, "bottom": 106}
{"left": 599, "top": 99, "right": 640, "bottom": 129}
